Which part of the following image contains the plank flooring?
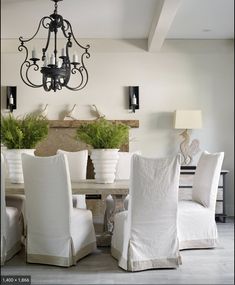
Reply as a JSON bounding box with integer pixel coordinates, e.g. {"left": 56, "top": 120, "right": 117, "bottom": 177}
{"left": 1, "top": 221, "right": 234, "bottom": 285}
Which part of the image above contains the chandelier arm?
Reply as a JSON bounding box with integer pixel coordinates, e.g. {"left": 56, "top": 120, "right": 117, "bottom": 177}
{"left": 25, "top": 65, "right": 43, "bottom": 88}
{"left": 78, "top": 51, "right": 89, "bottom": 86}
{"left": 19, "top": 17, "right": 51, "bottom": 44}
{"left": 80, "top": 50, "right": 91, "bottom": 67}
{"left": 42, "top": 16, "right": 53, "bottom": 29}
{"left": 18, "top": 45, "right": 42, "bottom": 88}
{"left": 20, "top": 62, "right": 43, "bottom": 88}
{"left": 66, "top": 48, "right": 90, "bottom": 91}
{"left": 61, "top": 20, "right": 71, "bottom": 39}
{"left": 19, "top": 62, "right": 37, "bottom": 88}
{"left": 63, "top": 19, "right": 90, "bottom": 51}
{"left": 66, "top": 80, "right": 87, "bottom": 91}
{"left": 66, "top": 67, "right": 87, "bottom": 91}
{"left": 42, "top": 26, "right": 52, "bottom": 57}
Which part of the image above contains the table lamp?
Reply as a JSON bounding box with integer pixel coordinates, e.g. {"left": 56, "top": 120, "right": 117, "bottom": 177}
{"left": 174, "top": 110, "right": 202, "bottom": 165}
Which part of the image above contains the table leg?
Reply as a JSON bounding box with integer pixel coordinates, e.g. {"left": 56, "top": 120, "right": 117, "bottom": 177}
{"left": 97, "top": 194, "right": 127, "bottom": 246}
{"left": 107, "top": 194, "right": 127, "bottom": 233}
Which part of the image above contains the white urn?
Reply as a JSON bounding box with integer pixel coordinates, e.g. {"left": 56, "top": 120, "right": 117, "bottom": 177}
{"left": 90, "top": 149, "right": 119, "bottom": 183}
{"left": 4, "top": 149, "right": 35, "bottom": 183}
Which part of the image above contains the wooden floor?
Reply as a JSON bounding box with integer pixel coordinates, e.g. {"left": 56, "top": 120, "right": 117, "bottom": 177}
{"left": 1, "top": 221, "right": 234, "bottom": 285}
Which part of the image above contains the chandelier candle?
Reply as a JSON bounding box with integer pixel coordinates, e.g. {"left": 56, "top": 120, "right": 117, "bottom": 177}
{"left": 18, "top": 0, "right": 90, "bottom": 92}
{"left": 32, "top": 49, "right": 37, "bottom": 59}
{"left": 61, "top": 48, "right": 66, "bottom": 57}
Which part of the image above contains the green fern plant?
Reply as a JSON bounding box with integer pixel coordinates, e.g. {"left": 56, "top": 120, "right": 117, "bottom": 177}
{"left": 1, "top": 114, "right": 49, "bottom": 149}
{"left": 76, "top": 118, "right": 129, "bottom": 149}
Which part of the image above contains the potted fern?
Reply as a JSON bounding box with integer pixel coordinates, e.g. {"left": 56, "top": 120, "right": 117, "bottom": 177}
{"left": 76, "top": 118, "right": 129, "bottom": 183}
{"left": 1, "top": 114, "right": 49, "bottom": 183}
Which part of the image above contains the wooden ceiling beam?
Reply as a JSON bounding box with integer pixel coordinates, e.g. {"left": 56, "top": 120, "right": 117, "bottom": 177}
{"left": 148, "top": 0, "right": 182, "bottom": 52}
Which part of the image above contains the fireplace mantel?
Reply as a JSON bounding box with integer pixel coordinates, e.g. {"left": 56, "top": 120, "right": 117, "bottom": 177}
{"left": 35, "top": 119, "right": 139, "bottom": 157}
{"left": 48, "top": 120, "right": 139, "bottom": 128}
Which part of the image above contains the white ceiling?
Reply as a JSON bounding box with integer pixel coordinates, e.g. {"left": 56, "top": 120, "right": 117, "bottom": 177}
{"left": 168, "top": 0, "right": 234, "bottom": 39}
{"left": 1, "top": 0, "right": 234, "bottom": 48}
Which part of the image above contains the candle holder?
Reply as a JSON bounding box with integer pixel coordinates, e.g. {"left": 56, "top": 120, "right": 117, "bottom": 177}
{"left": 6, "top": 86, "right": 17, "bottom": 113}
{"left": 129, "top": 86, "right": 139, "bottom": 113}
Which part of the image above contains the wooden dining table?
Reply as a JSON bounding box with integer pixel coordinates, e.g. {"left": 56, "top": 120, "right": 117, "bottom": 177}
{"left": 5, "top": 179, "right": 129, "bottom": 245}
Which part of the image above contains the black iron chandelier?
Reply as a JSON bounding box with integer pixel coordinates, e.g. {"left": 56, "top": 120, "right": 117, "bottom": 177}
{"left": 18, "top": 0, "right": 90, "bottom": 92}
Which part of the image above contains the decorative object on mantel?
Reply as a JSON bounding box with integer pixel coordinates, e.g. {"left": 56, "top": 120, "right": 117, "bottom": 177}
{"left": 129, "top": 86, "right": 139, "bottom": 113}
{"left": 18, "top": 0, "right": 90, "bottom": 92}
{"left": 174, "top": 110, "right": 202, "bottom": 165}
{"left": 6, "top": 86, "right": 17, "bottom": 113}
{"left": 90, "top": 104, "right": 106, "bottom": 119}
{"left": 63, "top": 104, "right": 78, "bottom": 120}
{"left": 1, "top": 114, "right": 49, "bottom": 183}
{"left": 76, "top": 119, "right": 129, "bottom": 183}
{"left": 39, "top": 104, "right": 49, "bottom": 119}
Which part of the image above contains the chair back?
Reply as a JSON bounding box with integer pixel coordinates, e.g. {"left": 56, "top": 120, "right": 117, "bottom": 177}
{"left": 115, "top": 151, "right": 141, "bottom": 180}
{"left": 22, "top": 153, "right": 73, "bottom": 240}
{"left": 57, "top": 150, "right": 88, "bottom": 181}
{"left": 124, "top": 154, "right": 181, "bottom": 265}
{"left": 192, "top": 151, "right": 224, "bottom": 210}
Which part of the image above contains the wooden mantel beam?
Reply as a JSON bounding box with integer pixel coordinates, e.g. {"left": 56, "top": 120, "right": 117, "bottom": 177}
{"left": 48, "top": 120, "right": 139, "bottom": 128}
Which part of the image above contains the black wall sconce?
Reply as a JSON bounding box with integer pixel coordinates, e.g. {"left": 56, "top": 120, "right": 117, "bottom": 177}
{"left": 6, "top": 86, "right": 17, "bottom": 113}
{"left": 129, "top": 86, "right": 139, "bottom": 113}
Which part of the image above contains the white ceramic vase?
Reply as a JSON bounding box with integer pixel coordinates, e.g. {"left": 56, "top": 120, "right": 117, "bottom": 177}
{"left": 5, "top": 149, "right": 35, "bottom": 183}
{"left": 90, "top": 149, "right": 119, "bottom": 183}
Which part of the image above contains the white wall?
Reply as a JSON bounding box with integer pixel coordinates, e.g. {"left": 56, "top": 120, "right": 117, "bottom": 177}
{"left": 1, "top": 39, "right": 234, "bottom": 216}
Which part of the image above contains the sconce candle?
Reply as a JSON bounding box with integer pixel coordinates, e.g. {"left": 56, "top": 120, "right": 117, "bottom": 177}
{"left": 129, "top": 86, "right": 139, "bottom": 113}
{"left": 9, "top": 94, "right": 14, "bottom": 105}
{"left": 6, "top": 86, "right": 17, "bottom": 113}
{"left": 132, "top": 94, "right": 137, "bottom": 105}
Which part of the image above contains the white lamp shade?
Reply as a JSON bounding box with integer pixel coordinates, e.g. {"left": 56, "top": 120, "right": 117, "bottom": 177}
{"left": 174, "top": 110, "right": 202, "bottom": 129}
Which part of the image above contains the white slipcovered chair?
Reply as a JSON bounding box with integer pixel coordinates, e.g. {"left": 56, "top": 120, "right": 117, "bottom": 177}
{"left": 104, "top": 151, "right": 140, "bottom": 226}
{"left": 5, "top": 194, "right": 26, "bottom": 239}
{"left": 1, "top": 153, "right": 22, "bottom": 265}
{"left": 22, "top": 153, "right": 96, "bottom": 267}
{"left": 111, "top": 154, "right": 181, "bottom": 271}
{"left": 178, "top": 151, "right": 224, "bottom": 250}
{"left": 57, "top": 149, "right": 88, "bottom": 209}
{"left": 2, "top": 151, "right": 26, "bottom": 238}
